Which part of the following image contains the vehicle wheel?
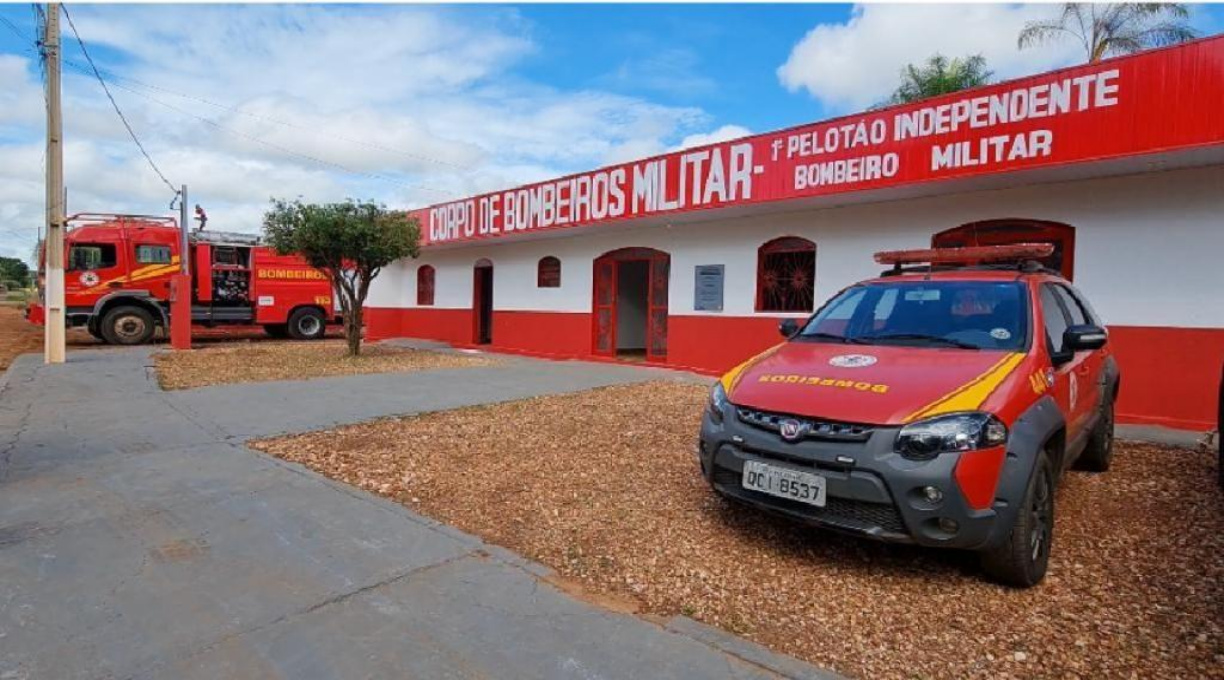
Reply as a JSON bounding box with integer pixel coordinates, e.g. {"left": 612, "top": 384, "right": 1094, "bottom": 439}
{"left": 263, "top": 323, "right": 289, "bottom": 339}
{"left": 101, "top": 305, "right": 156, "bottom": 346}
{"left": 1076, "top": 391, "right": 1115, "bottom": 472}
{"left": 87, "top": 323, "right": 106, "bottom": 342}
{"left": 980, "top": 451, "right": 1055, "bottom": 588}
{"left": 287, "top": 307, "right": 326, "bottom": 340}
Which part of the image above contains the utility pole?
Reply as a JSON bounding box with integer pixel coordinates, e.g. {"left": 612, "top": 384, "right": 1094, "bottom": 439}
{"left": 169, "top": 185, "right": 191, "bottom": 350}
{"left": 179, "top": 185, "right": 188, "bottom": 275}
{"left": 44, "top": 3, "right": 65, "bottom": 364}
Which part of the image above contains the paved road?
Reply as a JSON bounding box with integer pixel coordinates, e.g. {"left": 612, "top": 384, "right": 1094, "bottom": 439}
{"left": 0, "top": 348, "right": 835, "bottom": 680}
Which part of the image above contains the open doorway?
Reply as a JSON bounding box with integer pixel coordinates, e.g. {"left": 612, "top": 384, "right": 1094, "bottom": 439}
{"left": 473, "top": 259, "right": 493, "bottom": 345}
{"left": 592, "top": 247, "right": 670, "bottom": 362}
{"left": 615, "top": 260, "right": 650, "bottom": 360}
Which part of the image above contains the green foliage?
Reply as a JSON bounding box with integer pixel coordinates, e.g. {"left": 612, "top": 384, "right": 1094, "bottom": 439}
{"left": 884, "top": 54, "right": 993, "bottom": 106}
{"left": 1019, "top": 3, "right": 1197, "bottom": 63}
{"left": 0, "top": 256, "right": 31, "bottom": 287}
{"left": 263, "top": 199, "right": 421, "bottom": 355}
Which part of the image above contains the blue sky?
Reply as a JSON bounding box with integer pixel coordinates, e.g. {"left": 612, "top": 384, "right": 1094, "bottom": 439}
{"left": 515, "top": 4, "right": 853, "bottom": 129}
{"left": 1, "top": 3, "right": 1221, "bottom": 262}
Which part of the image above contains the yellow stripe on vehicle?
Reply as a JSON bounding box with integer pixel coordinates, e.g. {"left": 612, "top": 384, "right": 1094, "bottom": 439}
{"left": 720, "top": 343, "right": 783, "bottom": 393}
{"left": 81, "top": 259, "right": 183, "bottom": 292}
{"left": 903, "top": 352, "right": 1026, "bottom": 422}
{"left": 128, "top": 264, "right": 180, "bottom": 282}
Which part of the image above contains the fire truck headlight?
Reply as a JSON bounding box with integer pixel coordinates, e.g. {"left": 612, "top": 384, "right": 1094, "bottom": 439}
{"left": 895, "top": 412, "right": 1008, "bottom": 460}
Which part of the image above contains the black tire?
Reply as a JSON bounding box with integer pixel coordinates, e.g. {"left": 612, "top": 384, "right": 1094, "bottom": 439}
{"left": 101, "top": 305, "right": 156, "bottom": 346}
{"left": 286, "top": 307, "right": 326, "bottom": 340}
{"left": 87, "top": 323, "right": 106, "bottom": 342}
{"left": 263, "top": 323, "right": 289, "bottom": 339}
{"left": 981, "top": 451, "right": 1055, "bottom": 588}
{"left": 1076, "top": 391, "right": 1115, "bottom": 473}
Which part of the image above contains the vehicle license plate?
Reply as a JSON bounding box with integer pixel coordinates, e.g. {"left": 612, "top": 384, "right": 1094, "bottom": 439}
{"left": 741, "top": 460, "right": 827, "bottom": 507}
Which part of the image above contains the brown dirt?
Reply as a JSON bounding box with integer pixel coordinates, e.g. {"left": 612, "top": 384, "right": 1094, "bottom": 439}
{"left": 252, "top": 381, "right": 1224, "bottom": 680}
{"left": 0, "top": 307, "right": 43, "bottom": 371}
{"left": 154, "top": 339, "right": 498, "bottom": 390}
{"left": 0, "top": 305, "right": 347, "bottom": 372}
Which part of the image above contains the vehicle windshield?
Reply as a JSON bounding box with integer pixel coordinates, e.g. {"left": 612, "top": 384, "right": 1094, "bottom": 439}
{"left": 797, "top": 280, "right": 1029, "bottom": 351}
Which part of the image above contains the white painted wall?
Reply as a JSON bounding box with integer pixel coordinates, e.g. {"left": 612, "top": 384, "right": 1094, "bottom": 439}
{"left": 372, "top": 166, "right": 1224, "bottom": 329}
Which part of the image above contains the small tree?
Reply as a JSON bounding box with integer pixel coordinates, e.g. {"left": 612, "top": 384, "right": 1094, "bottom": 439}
{"left": 1019, "top": 3, "right": 1197, "bottom": 63}
{"left": 0, "top": 256, "right": 31, "bottom": 288}
{"left": 883, "top": 54, "right": 993, "bottom": 106}
{"left": 263, "top": 199, "right": 420, "bottom": 356}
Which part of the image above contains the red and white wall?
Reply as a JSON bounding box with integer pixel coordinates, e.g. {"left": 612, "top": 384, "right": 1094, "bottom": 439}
{"left": 369, "top": 165, "right": 1224, "bottom": 432}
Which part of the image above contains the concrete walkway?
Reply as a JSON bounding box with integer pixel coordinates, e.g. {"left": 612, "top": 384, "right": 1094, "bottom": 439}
{"left": 0, "top": 348, "right": 835, "bottom": 680}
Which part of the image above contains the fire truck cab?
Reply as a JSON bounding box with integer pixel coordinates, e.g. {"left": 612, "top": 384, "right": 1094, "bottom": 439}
{"left": 29, "top": 213, "right": 337, "bottom": 345}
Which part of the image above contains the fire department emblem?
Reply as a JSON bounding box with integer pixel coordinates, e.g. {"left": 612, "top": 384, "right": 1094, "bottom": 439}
{"left": 78, "top": 271, "right": 100, "bottom": 287}
{"left": 828, "top": 354, "right": 877, "bottom": 368}
{"left": 778, "top": 418, "right": 808, "bottom": 442}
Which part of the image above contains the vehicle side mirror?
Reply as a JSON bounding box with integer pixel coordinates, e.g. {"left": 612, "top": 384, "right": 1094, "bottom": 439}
{"left": 778, "top": 318, "right": 800, "bottom": 338}
{"left": 1063, "top": 324, "right": 1108, "bottom": 352}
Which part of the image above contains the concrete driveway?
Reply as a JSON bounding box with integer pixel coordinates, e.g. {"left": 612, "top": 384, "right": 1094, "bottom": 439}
{"left": 0, "top": 348, "right": 835, "bottom": 680}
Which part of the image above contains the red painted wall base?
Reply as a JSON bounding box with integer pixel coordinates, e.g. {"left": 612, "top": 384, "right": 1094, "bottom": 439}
{"left": 366, "top": 307, "right": 1223, "bottom": 432}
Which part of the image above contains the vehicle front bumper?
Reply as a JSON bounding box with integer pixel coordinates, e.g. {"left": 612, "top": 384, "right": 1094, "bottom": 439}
{"left": 698, "top": 405, "right": 1017, "bottom": 550}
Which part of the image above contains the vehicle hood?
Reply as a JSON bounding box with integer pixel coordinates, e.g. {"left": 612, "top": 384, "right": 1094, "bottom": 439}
{"left": 724, "top": 342, "right": 1025, "bottom": 426}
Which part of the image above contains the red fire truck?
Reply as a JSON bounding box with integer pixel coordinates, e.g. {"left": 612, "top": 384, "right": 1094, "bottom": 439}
{"left": 27, "top": 213, "right": 338, "bottom": 345}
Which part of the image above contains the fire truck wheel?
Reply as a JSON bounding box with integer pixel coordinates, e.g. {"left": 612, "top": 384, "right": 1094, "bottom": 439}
{"left": 87, "top": 324, "right": 106, "bottom": 342}
{"left": 287, "top": 307, "right": 326, "bottom": 340}
{"left": 101, "top": 305, "right": 156, "bottom": 346}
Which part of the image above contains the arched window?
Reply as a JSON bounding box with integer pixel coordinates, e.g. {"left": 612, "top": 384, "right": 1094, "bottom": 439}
{"left": 417, "top": 265, "right": 435, "bottom": 306}
{"left": 756, "top": 237, "right": 816, "bottom": 313}
{"left": 537, "top": 256, "right": 561, "bottom": 288}
{"left": 932, "top": 220, "right": 1076, "bottom": 279}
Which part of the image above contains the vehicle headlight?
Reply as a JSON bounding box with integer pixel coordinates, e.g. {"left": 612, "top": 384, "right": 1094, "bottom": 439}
{"left": 894, "top": 412, "right": 1008, "bottom": 460}
{"left": 708, "top": 382, "right": 729, "bottom": 423}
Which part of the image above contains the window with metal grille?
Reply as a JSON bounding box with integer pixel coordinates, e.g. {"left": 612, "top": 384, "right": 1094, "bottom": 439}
{"left": 417, "top": 265, "right": 435, "bottom": 306}
{"left": 756, "top": 237, "right": 816, "bottom": 313}
{"left": 537, "top": 256, "right": 561, "bottom": 288}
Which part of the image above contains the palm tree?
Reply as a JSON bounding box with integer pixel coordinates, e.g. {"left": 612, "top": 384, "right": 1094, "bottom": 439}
{"left": 1019, "top": 3, "right": 1198, "bottom": 63}
{"left": 884, "top": 54, "right": 993, "bottom": 106}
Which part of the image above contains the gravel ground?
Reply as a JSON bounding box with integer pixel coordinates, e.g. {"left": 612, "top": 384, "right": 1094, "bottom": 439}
{"left": 252, "top": 382, "right": 1224, "bottom": 680}
{"left": 155, "top": 339, "right": 497, "bottom": 389}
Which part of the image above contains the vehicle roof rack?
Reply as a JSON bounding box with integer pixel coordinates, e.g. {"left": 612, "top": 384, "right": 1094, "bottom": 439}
{"left": 67, "top": 213, "right": 178, "bottom": 227}
{"left": 874, "top": 243, "right": 1058, "bottom": 277}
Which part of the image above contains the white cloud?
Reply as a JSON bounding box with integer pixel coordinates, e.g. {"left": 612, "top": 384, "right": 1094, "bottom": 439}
{"left": 0, "top": 5, "right": 732, "bottom": 263}
{"left": 777, "top": 4, "right": 1083, "bottom": 111}
{"left": 672, "top": 124, "right": 752, "bottom": 151}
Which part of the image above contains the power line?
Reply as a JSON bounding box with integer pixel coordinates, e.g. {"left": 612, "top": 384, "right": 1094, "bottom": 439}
{"left": 89, "top": 73, "right": 457, "bottom": 198}
{"left": 77, "top": 63, "right": 475, "bottom": 172}
{"left": 53, "top": 54, "right": 475, "bottom": 173}
{"left": 0, "top": 14, "right": 29, "bottom": 41}
{"left": 59, "top": 5, "right": 178, "bottom": 197}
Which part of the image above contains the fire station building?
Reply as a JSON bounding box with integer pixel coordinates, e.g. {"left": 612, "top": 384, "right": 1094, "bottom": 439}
{"left": 368, "top": 36, "right": 1224, "bottom": 432}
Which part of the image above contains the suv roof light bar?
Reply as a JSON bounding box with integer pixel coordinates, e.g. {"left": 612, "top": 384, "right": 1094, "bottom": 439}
{"left": 874, "top": 243, "right": 1055, "bottom": 267}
